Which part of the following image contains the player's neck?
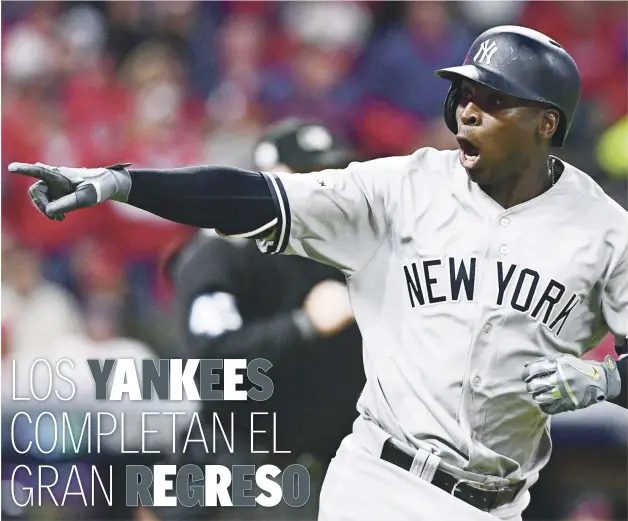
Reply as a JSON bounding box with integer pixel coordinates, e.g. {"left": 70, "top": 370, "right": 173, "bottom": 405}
{"left": 482, "top": 156, "right": 552, "bottom": 209}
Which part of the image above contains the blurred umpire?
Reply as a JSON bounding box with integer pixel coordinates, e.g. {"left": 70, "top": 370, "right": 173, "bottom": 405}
{"left": 162, "top": 118, "right": 365, "bottom": 518}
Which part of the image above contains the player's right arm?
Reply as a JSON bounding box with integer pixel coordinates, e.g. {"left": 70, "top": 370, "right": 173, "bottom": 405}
{"left": 9, "top": 162, "right": 281, "bottom": 240}
{"left": 9, "top": 154, "right": 406, "bottom": 275}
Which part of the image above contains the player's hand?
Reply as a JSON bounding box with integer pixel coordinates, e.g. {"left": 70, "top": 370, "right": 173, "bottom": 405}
{"left": 522, "top": 354, "right": 621, "bottom": 415}
{"left": 8, "top": 162, "right": 132, "bottom": 221}
{"left": 303, "top": 279, "right": 355, "bottom": 337}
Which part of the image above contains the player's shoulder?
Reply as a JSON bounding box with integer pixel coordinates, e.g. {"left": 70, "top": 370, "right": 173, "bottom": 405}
{"left": 410, "top": 147, "right": 459, "bottom": 179}
{"left": 349, "top": 147, "right": 457, "bottom": 183}
{"left": 353, "top": 146, "right": 455, "bottom": 168}
{"left": 561, "top": 159, "right": 628, "bottom": 225}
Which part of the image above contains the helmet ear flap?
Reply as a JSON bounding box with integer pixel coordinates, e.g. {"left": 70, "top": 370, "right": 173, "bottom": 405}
{"left": 444, "top": 84, "right": 460, "bottom": 136}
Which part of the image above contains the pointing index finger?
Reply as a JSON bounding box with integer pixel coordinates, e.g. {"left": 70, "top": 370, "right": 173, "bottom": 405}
{"left": 9, "top": 162, "right": 73, "bottom": 195}
{"left": 8, "top": 162, "right": 46, "bottom": 177}
{"left": 8, "top": 162, "right": 58, "bottom": 183}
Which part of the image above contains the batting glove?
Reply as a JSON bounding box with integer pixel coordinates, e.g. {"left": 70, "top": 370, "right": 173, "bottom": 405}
{"left": 8, "top": 162, "right": 132, "bottom": 221}
{"left": 522, "top": 354, "right": 621, "bottom": 415}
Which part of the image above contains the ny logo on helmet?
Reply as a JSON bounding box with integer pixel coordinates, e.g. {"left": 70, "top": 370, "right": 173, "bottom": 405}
{"left": 474, "top": 39, "right": 499, "bottom": 65}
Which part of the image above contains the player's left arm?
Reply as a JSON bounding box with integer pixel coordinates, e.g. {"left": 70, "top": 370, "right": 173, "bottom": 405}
{"left": 523, "top": 233, "right": 628, "bottom": 413}
{"left": 598, "top": 233, "right": 628, "bottom": 409}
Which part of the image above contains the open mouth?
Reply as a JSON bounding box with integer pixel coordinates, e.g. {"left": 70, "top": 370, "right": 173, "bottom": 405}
{"left": 456, "top": 136, "right": 481, "bottom": 167}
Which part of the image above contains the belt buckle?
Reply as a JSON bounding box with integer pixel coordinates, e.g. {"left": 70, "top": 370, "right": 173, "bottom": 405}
{"left": 452, "top": 478, "right": 514, "bottom": 512}
{"left": 451, "top": 479, "right": 488, "bottom": 511}
{"left": 450, "top": 478, "right": 474, "bottom": 497}
{"left": 452, "top": 478, "right": 506, "bottom": 494}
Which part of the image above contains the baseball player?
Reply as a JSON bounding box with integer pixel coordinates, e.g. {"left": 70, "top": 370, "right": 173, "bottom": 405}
{"left": 9, "top": 26, "right": 628, "bottom": 521}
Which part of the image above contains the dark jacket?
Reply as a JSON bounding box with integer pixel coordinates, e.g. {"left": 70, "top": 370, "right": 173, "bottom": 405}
{"left": 169, "top": 232, "right": 365, "bottom": 462}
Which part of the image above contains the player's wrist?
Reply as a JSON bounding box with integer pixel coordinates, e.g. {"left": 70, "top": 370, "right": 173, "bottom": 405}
{"left": 597, "top": 355, "right": 621, "bottom": 401}
{"left": 105, "top": 163, "right": 133, "bottom": 202}
{"left": 607, "top": 355, "right": 627, "bottom": 407}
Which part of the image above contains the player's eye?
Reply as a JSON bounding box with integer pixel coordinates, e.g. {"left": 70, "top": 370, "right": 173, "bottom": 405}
{"left": 459, "top": 90, "right": 472, "bottom": 104}
{"left": 486, "top": 94, "right": 504, "bottom": 109}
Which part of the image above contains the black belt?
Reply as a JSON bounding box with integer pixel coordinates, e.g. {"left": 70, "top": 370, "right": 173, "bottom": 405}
{"left": 380, "top": 439, "right": 524, "bottom": 512}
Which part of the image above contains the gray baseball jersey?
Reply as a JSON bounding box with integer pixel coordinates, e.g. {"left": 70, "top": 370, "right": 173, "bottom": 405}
{"left": 257, "top": 147, "right": 628, "bottom": 482}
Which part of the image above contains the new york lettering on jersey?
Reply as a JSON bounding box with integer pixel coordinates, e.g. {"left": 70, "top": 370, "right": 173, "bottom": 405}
{"left": 403, "top": 258, "right": 579, "bottom": 336}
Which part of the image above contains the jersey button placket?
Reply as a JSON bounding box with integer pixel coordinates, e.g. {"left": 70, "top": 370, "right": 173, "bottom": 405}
{"left": 499, "top": 215, "right": 511, "bottom": 256}
{"left": 457, "top": 216, "right": 505, "bottom": 427}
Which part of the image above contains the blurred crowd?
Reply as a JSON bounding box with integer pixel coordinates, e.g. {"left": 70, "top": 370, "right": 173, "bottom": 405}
{"left": 1, "top": 2, "right": 627, "bottom": 520}
{"left": 2, "top": 2, "right": 627, "bottom": 346}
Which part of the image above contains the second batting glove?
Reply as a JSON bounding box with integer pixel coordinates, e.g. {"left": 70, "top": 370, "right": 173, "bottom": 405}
{"left": 523, "top": 354, "right": 621, "bottom": 415}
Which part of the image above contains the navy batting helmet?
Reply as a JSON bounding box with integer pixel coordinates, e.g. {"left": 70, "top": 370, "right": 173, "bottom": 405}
{"left": 434, "top": 25, "right": 581, "bottom": 147}
{"left": 253, "top": 118, "right": 356, "bottom": 172}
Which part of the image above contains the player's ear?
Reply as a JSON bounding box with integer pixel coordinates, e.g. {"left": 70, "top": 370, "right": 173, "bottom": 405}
{"left": 538, "top": 108, "right": 560, "bottom": 142}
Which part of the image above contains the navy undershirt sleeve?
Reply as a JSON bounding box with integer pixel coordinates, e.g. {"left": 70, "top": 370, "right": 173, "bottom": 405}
{"left": 126, "top": 165, "right": 278, "bottom": 236}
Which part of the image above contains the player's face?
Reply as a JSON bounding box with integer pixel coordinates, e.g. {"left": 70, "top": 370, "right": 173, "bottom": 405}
{"left": 455, "top": 80, "right": 556, "bottom": 185}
